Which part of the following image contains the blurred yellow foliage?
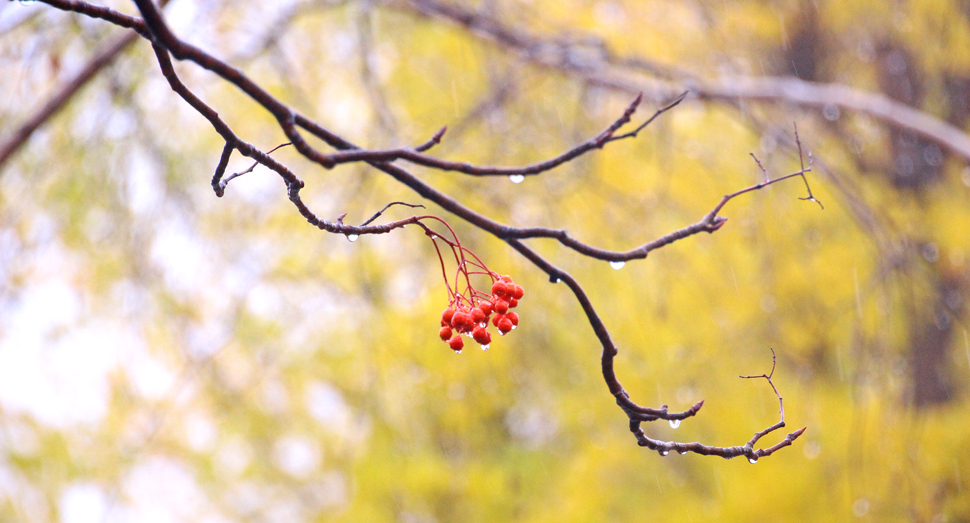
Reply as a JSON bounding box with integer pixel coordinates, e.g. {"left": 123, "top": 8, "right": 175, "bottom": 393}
{"left": 0, "top": 0, "right": 969, "bottom": 522}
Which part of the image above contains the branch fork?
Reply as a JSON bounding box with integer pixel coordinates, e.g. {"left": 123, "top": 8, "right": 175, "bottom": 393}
{"left": 34, "top": 0, "right": 817, "bottom": 459}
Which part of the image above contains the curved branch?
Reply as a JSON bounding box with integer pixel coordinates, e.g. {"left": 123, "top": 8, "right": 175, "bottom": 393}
{"left": 504, "top": 239, "right": 805, "bottom": 459}
{"left": 319, "top": 92, "right": 685, "bottom": 176}
{"left": 35, "top": 0, "right": 809, "bottom": 457}
{"left": 35, "top": 0, "right": 741, "bottom": 263}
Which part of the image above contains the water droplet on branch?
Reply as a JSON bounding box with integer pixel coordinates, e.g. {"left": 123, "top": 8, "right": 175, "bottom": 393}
{"left": 347, "top": 234, "right": 359, "bottom": 242}
{"left": 609, "top": 260, "right": 626, "bottom": 270}
{"left": 509, "top": 174, "right": 525, "bottom": 184}
{"left": 669, "top": 419, "right": 681, "bottom": 429}
{"left": 748, "top": 457, "right": 758, "bottom": 464}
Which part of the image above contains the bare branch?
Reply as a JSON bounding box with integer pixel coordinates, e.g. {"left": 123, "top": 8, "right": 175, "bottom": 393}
{"left": 358, "top": 202, "right": 427, "bottom": 227}
{"left": 218, "top": 142, "right": 292, "bottom": 194}
{"left": 0, "top": 0, "right": 176, "bottom": 171}
{"left": 314, "top": 91, "right": 676, "bottom": 176}
{"left": 33, "top": 0, "right": 811, "bottom": 458}
{"left": 740, "top": 348, "right": 784, "bottom": 424}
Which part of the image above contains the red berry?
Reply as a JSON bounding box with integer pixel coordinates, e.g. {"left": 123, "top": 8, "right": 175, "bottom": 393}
{"left": 479, "top": 301, "right": 493, "bottom": 315}
{"left": 498, "top": 318, "right": 513, "bottom": 334}
{"left": 491, "top": 281, "right": 509, "bottom": 297}
{"left": 448, "top": 336, "right": 464, "bottom": 351}
{"left": 501, "top": 275, "right": 513, "bottom": 283}
{"left": 452, "top": 311, "right": 471, "bottom": 331}
{"left": 442, "top": 308, "right": 455, "bottom": 324}
{"left": 506, "top": 312, "right": 519, "bottom": 326}
{"left": 472, "top": 325, "right": 489, "bottom": 344}
{"left": 492, "top": 313, "right": 505, "bottom": 327}
{"left": 439, "top": 326, "right": 453, "bottom": 341}
{"left": 471, "top": 307, "right": 486, "bottom": 324}
{"left": 508, "top": 298, "right": 518, "bottom": 308}
{"left": 512, "top": 285, "right": 524, "bottom": 300}
{"left": 478, "top": 330, "right": 492, "bottom": 347}
{"left": 494, "top": 299, "right": 509, "bottom": 314}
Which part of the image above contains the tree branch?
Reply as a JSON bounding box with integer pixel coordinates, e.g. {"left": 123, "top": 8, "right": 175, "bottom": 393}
{"left": 0, "top": 0, "right": 176, "bottom": 173}
{"left": 33, "top": 0, "right": 812, "bottom": 457}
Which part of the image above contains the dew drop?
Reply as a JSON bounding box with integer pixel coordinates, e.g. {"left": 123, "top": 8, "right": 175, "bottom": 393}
{"left": 678, "top": 450, "right": 687, "bottom": 455}
{"left": 609, "top": 260, "right": 626, "bottom": 270}
{"left": 748, "top": 457, "right": 758, "bottom": 464}
{"left": 511, "top": 325, "right": 517, "bottom": 330}
{"left": 455, "top": 350, "right": 462, "bottom": 354}
{"left": 722, "top": 455, "right": 734, "bottom": 460}
{"left": 481, "top": 344, "right": 490, "bottom": 351}
{"left": 822, "top": 104, "right": 840, "bottom": 121}
{"left": 347, "top": 234, "right": 359, "bottom": 242}
{"left": 669, "top": 419, "right": 681, "bottom": 429}
{"left": 659, "top": 449, "right": 669, "bottom": 456}
{"left": 509, "top": 174, "right": 525, "bottom": 184}
{"left": 554, "top": 278, "right": 561, "bottom": 284}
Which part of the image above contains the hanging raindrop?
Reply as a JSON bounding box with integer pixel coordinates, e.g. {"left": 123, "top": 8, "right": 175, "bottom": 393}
{"left": 678, "top": 450, "right": 687, "bottom": 455}
{"left": 509, "top": 174, "right": 525, "bottom": 184}
{"left": 347, "top": 234, "right": 359, "bottom": 242}
{"left": 609, "top": 260, "right": 626, "bottom": 270}
{"left": 748, "top": 457, "right": 758, "bottom": 464}
{"left": 481, "top": 344, "right": 490, "bottom": 351}
{"left": 669, "top": 419, "right": 681, "bottom": 429}
{"left": 659, "top": 449, "right": 669, "bottom": 456}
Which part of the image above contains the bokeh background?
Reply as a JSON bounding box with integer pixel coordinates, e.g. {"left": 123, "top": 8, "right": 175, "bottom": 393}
{"left": 2, "top": 0, "right": 969, "bottom": 521}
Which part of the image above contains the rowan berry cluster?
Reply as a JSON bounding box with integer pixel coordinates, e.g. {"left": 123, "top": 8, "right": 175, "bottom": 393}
{"left": 438, "top": 275, "right": 524, "bottom": 353}
{"left": 413, "top": 215, "right": 524, "bottom": 353}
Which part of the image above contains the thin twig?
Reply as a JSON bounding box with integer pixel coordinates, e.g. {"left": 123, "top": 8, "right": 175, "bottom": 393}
{"left": 794, "top": 124, "right": 823, "bottom": 209}
{"left": 220, "top": 142, "right": 292, "bottom": 189}
{"left": 316, "top": 91, "right": 675, "bottom": 176}
{"left": 359, "top": 201, "right": 426, "bottom": 226}
{"left": 750, "top": 153, "right": 769, "bottom": 183}
{"left": 740, "top": 348, "right": 784, "bottom": 423}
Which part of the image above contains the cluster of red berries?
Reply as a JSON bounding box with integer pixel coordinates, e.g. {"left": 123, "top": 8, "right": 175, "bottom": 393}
{"left": 438, "top": 275, "right": 524, "bottom": 353}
